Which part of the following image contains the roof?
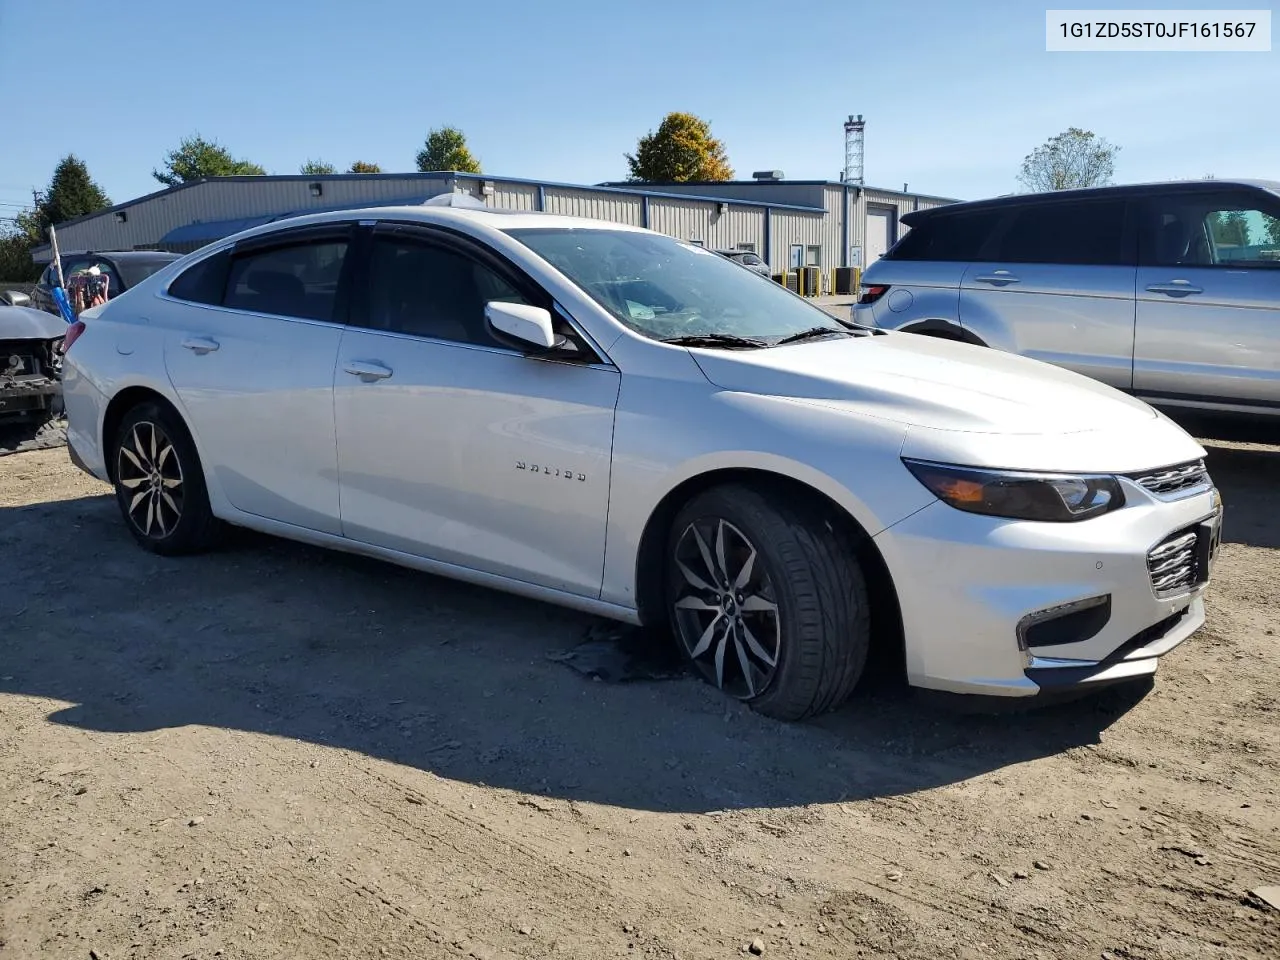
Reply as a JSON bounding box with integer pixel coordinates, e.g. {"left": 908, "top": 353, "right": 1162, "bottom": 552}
{"left": 597, "top": 179, "right": 960, "bottom": 203}
{"left": 901, "top": 178, "right": 1280, "bottom": 223}
{"left": 190, "top": 204, "right": 656, "bottom": 251}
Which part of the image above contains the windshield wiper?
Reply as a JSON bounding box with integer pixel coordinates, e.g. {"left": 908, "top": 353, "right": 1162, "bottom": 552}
{"left": 772, "top": 326, "right": 851, "bottom": 345}
{"left": 660, "top": 333, "right": 768, "bottom": 349}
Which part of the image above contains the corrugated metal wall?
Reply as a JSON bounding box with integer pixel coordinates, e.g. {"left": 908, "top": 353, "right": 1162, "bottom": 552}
{"left": 632, "top": 181, "right": 827, "bottom": 208}
{"left": 845, "top": 187, "right": 949, "bottom": 264}
{"left": 646, "top": 198, "right": 765, "bottom": 251}
{"left": 541, "top": 187, "right": 643, "bottom": 224}
{"left": 490, "top": 181, "right": 539, "bottom": 210}
{"left": 42, "top": 173, "right": 957, "bottom": 288}
{"left": 47, "top": 175, "right": 453, "bottom": 254}
{"left": 769, "top": 211, "right": 828, "bottom": 274}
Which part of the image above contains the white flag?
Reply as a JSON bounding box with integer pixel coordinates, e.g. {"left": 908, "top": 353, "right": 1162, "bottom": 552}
{"left": 49, "top": 224, "right": 66, "bottom": 289}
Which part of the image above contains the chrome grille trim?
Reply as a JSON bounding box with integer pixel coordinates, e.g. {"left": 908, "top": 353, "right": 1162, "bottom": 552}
{"left": 1130, "top": 460, "right": 1210, "bottom": 499}
{"left": 1147, "top": 528, "right": 1199, "bottom": 598}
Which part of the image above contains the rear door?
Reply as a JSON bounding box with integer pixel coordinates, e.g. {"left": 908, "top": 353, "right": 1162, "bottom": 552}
{"left": 1133, "top": 187, "right": 1280, "bottom": 411}
{"left": 958, "top": 197, "right": 1137, "bottom": 389}
{"left": 161, "top": 224, "right": 354, "bottom": 533}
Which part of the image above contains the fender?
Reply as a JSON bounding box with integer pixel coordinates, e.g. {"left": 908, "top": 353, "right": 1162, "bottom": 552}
{"left": 899, "top": 317, "right": 987, "bottom": 347}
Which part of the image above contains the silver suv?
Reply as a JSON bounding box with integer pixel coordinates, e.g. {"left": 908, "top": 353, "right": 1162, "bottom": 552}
{"left": 853, "top": 179, "right": 1280, "bottom": 417}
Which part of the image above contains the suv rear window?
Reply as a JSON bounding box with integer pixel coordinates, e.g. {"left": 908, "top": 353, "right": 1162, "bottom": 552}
{"left": 887, "top": 210, "right": 1003, "bottom": 262}
{"left": 992, "top": 200, "right": 1126, "bottom": 266}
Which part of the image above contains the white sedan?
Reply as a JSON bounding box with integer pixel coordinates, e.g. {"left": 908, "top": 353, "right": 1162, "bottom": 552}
{"left": 61, "top": 200, "right": 1222, "bottom": 720}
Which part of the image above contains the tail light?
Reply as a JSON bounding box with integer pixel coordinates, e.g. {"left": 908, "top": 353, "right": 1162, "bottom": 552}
{"left": 60, "top": 320, "right": 86, "bottom": 354}
{"left": 857, "top": 284, "right": 890, "bottom": 305}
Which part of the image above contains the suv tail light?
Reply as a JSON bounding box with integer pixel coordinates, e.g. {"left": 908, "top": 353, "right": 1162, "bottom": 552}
{"left": 60, "top": 320, "right": 86, "bottom": 354}
{"left": 857, "top": 284, "right": 890, "bottom": 305}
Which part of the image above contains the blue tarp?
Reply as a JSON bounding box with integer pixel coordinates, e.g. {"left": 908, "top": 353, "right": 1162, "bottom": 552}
{"left": 159, "top": 215, "right": 279, "bottom": 245}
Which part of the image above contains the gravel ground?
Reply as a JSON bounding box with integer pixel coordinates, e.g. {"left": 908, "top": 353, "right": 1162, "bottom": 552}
{"left": 1, "top": 420, "right": 1278, "bottom": 960}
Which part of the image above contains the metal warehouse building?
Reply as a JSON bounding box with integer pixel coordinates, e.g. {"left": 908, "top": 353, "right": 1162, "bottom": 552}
{"left": 36, "top": 171, "right": 954, "bottom": 293}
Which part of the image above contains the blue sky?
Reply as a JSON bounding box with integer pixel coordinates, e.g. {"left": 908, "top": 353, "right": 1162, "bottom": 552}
{"left": 0, "top": 0, "right": 1274, "bottom": 216}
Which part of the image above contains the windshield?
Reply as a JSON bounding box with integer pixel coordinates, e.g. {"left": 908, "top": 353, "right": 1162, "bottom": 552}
{"left": 506, "top": 228, "right": 843, "bottom": 344}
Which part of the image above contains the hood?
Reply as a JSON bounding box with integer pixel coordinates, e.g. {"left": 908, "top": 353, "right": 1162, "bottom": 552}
{"left": 688, "top": 332, "right": 1158, "bottom": 436}
{"left": 0, "top": 305, "right": 68, "bottom": 341}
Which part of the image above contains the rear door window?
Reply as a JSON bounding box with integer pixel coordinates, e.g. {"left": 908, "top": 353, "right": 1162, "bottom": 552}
{"left": 992, "top": 200, "right": 1127, "bottom": 266}
{"left": 222, "top": 239, "right": 350, "bottom": 321}
{"left": 887, "top": 210, "right": 1004, "bottom": 262}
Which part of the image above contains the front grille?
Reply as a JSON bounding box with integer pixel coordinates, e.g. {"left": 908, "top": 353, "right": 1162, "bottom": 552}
{"left": 1147, "top": 528, "right": 1199, "bottom": 598}
{"left": 1130, "top": 460, "right": 1210, "bottom": 498}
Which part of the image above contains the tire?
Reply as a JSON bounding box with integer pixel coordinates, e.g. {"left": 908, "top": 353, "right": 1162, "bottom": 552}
{"left": 665, "top": 484, "right": 871, "bottom": 721}
{"left": 111, "top": 400, "right": 221, "bottom": 555}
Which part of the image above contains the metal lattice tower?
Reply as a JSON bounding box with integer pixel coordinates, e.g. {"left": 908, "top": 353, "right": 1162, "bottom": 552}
{"left": 843, "top": 114, "right": 865, "bottom": 185}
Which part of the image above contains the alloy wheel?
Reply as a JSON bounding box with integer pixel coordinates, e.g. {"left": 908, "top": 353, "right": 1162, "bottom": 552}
{"left": 671, "top": 517, "right": 781, "bottom": 699}
{"left": 117, "top": 421, "right": 185, "bottom": 539}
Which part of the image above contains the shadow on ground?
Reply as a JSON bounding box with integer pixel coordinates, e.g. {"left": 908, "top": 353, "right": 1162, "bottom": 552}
{"left": 0, "top": 417, "right": 66, "bottom": 457}
{"left": 1161, "top": 412, "right": 1280, "bottom": 550}
{"left": 2, "top": 484, "right": 1168, "bottom": 815}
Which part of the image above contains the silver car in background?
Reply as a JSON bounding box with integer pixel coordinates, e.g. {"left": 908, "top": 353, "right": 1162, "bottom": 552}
{"left": 853, "top": 179, "right": 1280, "bottom": 417}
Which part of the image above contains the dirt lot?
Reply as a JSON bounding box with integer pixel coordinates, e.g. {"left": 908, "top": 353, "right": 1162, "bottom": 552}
{"left": 2, "top": 421, "right": 1278, "bottom": 960}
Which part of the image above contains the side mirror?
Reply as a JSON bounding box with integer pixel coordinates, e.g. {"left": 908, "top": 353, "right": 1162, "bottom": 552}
{"left": 485, "top": 301, "right": 566, "bottom": 352}
{"left": 1, "top": 290, "right": 31, "bottom": 307}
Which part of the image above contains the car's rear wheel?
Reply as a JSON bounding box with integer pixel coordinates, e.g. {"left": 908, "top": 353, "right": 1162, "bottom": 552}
{"left": 665, "top": 485, "right": 870, "bottom": 721}
{"left": 111, "top": 401, "right": 220, "bottom": 555}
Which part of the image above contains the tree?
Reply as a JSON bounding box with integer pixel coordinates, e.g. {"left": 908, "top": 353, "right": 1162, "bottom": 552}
{"left": 0, "top": 230, "right": 40, "bottom": 281}
{"left": 39, "top": 155, "right": 111, "bottom": 230}
{"left": 1210, "top": 210, "right": 1250, "bottom": 249}
{"left": 300, "top": 159, "right": 336, "bottom": 175}
{"left": 1266, "top": 215, "right": 1280, "bottom": 246}
{"left": 625, "top": 112, "right": 733, "bottom": 183}
{"left": 1017, "top": 128, "right": 1119, "bottom": 192}
{"left": 347, "top": 160, "right": 382, "bottom": 173}
{"left": 415, "top": 127, "right": 481, "bottom": 173}
{"left": 153, "top": 135, "right": 267, "bottom": 186}
{"left": 0, "top": 155, "right": 112, "bottom": 278}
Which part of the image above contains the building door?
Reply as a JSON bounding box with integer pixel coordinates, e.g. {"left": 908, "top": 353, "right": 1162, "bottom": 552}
{"left": 864, "top": 205, "right": 897, "bottom": 267}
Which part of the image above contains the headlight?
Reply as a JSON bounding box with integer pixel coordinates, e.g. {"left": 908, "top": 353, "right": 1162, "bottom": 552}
{"left": 902, "top": 459, "right": 1124, "bottom": 522}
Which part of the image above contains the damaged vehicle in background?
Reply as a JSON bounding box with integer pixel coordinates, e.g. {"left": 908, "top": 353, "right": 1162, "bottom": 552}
{"left": 30, "top": 251, "right": 182, "bottom": 317}
{"left": 0, "top": 290, "right": 65, "bottom": 427}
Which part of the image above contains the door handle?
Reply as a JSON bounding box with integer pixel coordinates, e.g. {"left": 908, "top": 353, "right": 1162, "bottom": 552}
{"left": 974, "top": 272, "right": 1020, "bottom": 286}
{"left": 180, "top": 337, "right": 220, "bottom": 355}
{"left": 343, "top": 360, "right": 393, "bottom": 382}
{"left": 1146, "top": 281, "right": 1203, "bottom": 297}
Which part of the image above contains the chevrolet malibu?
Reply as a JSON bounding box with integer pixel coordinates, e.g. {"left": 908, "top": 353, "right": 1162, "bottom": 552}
{"left": 61, "top": 200, "right": 1223, "bottom": 720}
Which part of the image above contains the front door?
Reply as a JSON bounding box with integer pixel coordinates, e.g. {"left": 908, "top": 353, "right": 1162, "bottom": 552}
{"left": 1133, "top": 187, "right": 1280, "bottom": 411}
{"left": 162, "top": 226, "right": 353, "bottom": 534}
{"left": 333, "top": 224, "right": 620, "bottom": 597}
{"left": 958, "top": 197, "right": 1137, "bottom": 389}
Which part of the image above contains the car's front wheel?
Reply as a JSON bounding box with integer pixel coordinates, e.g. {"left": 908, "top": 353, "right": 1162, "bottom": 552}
{"left": 665, "top": 485, "right": 871, "bottom": 721}
{"left": 111, "top": 400, "right": 220, "bottom": 555}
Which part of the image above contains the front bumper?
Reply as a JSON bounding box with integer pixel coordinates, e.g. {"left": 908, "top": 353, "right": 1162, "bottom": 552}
{"left": 875, "top": 480, "right": 1219, "bottom": 697}
{"left": 0, "top": 378, "right": 60, "bottom": 421}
